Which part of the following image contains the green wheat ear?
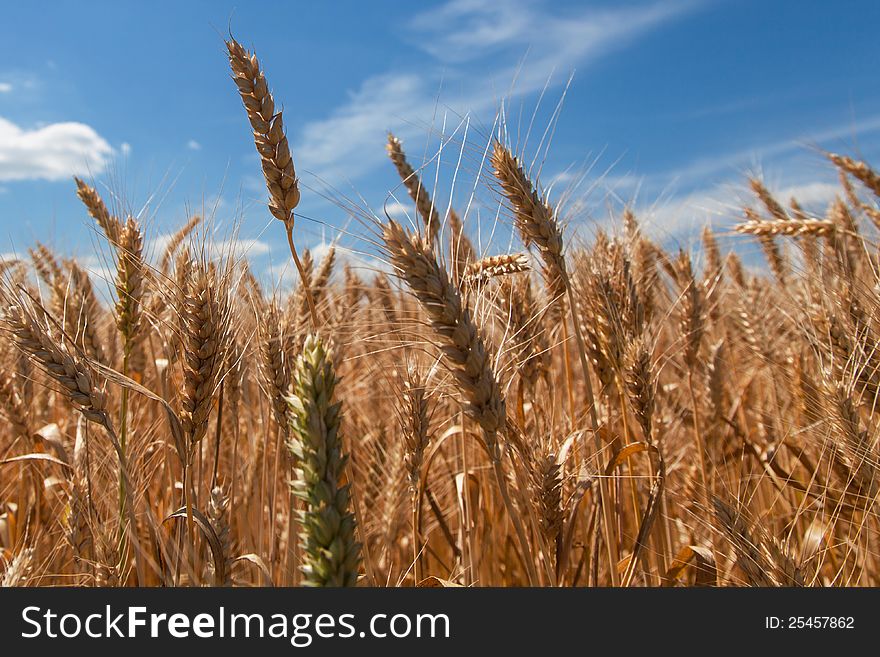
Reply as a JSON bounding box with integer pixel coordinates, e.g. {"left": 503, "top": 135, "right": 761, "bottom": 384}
{"left": 287, "top": 333, "right": 361, "bottom": 586}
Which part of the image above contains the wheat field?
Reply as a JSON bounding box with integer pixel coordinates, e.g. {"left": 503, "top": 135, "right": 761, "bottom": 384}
{"left": 1, "top": 37, "right": 879, "bottom": 588}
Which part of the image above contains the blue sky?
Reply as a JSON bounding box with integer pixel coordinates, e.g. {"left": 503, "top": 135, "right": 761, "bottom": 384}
{"left": 1, "top": 0, "right": 878, "bottom": 280}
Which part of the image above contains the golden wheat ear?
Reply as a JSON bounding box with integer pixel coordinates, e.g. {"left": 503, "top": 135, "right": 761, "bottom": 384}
{"left": 380, "top": 217, "right": 548, "bottom": 584}
{"left": 491, "top": 141, "right": 567, "bottom": 318}
{"left": 226, "top": 36, "right": 318, "bottom": 329}
{"left": 226, "top": 38, "right": 299, "bottom": 227}
{"left": 74, "top": 177, "right": 123, "bottom": 244}
{"left": 386, "top": 133, "right": 441, "bottom": 248}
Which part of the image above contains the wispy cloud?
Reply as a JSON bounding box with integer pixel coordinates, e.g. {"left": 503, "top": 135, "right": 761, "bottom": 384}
{"left": 0, "top": 116, "right": 113, "bottom": 182}
{"left": 772, "top": 181, "right": 840, "bottom": 208}
{"left": 406, "top": 0, "right": 535, "bottom": 63}
{"left": 209, "top": 238, "right": 270, "bottom": 259}
{"left": 0, "top": 83, "right": 11, "bottom": 93}
{"left": 630, "top": 175, "right": 844, "bottom": 244}
{"left": 148, "top": 233, "right": 271, "bottom": 262}
{"left": 569, "top": 111, "right": 880, "bottom": 242}
{"left": 626, "top": 168, "right": 844, "bottom": 240}
{"left": 409, "top": 0, "right": 697, "bottom": 69}
{"left": 381, "top": 200, "right": 412, "bottom": 222}
{"left": 630, "top": 113, "right": 880, "bottom": 198}
{"left": 293, "top": 0, "right": 699, "bottom": 183}
{"left": 295, "top": 72, "right": 426, "bottom": 182}
{"left": 187, "top": 139, "right": 201, "bottom": 151}
{"left": 563, "top": 111, "right": 880, "bottom": 243}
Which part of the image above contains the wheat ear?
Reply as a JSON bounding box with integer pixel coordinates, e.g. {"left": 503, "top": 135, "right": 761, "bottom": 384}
{"left": 179, "top": 262, "right": 232, "bottom": 452}
{"left": 287, "top": 334, "right": 361, "bottom": 586}
{"left": 463, "top": 252, "right": 530, "bottom": 287}
{"left": 382, "top": 219, "right": 505, "bottom": 441}
{"left": 386, "top": 133, "right": 441, "bottom": 248}
{"left": 735, "top": 214, "right": 834, "bottom": 237}
{"left": 3, "top": 293, "right": 144, "bottom": 582}
{"left": 491, "top": 142, "right": 567, "bottom": 315}
{"left": 114, "top": 216, "right": 145, "bottom": 355}
{"left": 160, "top": 214, "right": 202, "bottom": 275}
{"left": 381, "top": 218, "right": 540, "bottom": 584}
{"left": 829, "top": 153, "right": 880, "bottom": 198}
{"left": 74, "top": 177, "right": 122, "bottom": 244}
{"left": 226, "top": 36, "right": 317, "bottom": 328}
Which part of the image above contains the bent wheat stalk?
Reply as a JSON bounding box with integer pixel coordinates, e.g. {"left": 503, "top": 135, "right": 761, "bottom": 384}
{"left": 381, "top": 218, "right": 538, "bottom": 585}
{"left": 2, "top": 293, "right": 145, "bottom": 583}
{"left": 491, "top": 141, "right": 614, "bottom": 583}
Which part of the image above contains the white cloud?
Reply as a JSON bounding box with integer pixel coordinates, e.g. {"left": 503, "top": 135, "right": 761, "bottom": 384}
{"left": 549, "top": 170, "right": 579, "bottom": 187}
{"left": 295, "top": 72, "right": 427, "bottom": 182}
{"left": 0, "top": 83, "right": 11, "bottom": 93}
{"left": 77, "top": 254, "right": 118, "bottom": 296}
{"left": 119, "top": 142, "right": 132, "bottom": 156}
{"left": 308, "top": 240, "right": 334, "bottom": 262}
{"left": 187, "top": 139, "right": 201, "bottom": 151}
{"left": 214, "top": 238, "right": 270, "bottom": 259}
{"left": 772, "top": 181, "right": 839, "bottom": 209}
{"left": 304, "top": 239, "right": 389, "bottom": 281}
{"left": 0, "top": 116, "right": 113, "bottom": 182}
{"left": 633, "top": 185, "right": 742, "bottom": 238}
{"left": 382, "top": 200, "right": 411, "bottom": 222}
{"left": 293, "top": 0, "right": 699, "bottom": 183}
{"left": 407, "top": 0, "right": 533, "bottom": 63}
{"left": 148, "top": 232, "right": 269, "bottom": 262}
